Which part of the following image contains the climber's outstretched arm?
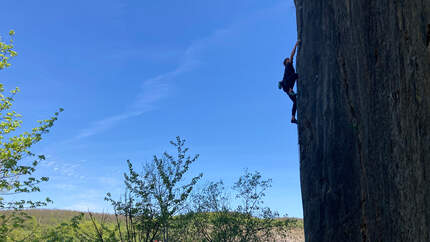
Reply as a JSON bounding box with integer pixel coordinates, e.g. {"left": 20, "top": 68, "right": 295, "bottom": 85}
{"left": 289, "top": 40, "right": 301, "bottom": 62}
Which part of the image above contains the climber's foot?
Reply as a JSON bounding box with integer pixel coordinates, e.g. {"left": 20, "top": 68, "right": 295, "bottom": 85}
{"left": 291, "top": 119, "right": 298, "bottom": 124}
{"left": 288, "top": 90, "right": 297, "bottom": 96}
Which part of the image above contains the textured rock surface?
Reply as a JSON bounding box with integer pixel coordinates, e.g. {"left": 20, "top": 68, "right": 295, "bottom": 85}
{"left": 294, "top": 0, "right": 430, "bottom": 241}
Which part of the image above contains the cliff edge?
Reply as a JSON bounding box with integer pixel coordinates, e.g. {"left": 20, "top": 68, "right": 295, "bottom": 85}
{"left": 295, "top": 1, "right": 430, "bottom": 241}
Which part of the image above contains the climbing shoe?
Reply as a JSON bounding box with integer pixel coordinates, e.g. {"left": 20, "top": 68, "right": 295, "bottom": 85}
{"left": 291, "top": 119, "right": 298, "bottom": 124}
{"left": 288, "top": 90, "right": 297, "bottom": 96}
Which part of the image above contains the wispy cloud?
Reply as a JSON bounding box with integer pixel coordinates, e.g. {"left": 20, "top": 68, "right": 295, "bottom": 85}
{"left": 54, "top": 183, "right": 77, "bottom": 191}
{"left": 65, "top": 201, "right": 103, "bottom": 212}
{"left": 75, "top": 111, "right": 143, "bottom": 139}
{"left": 109, "top": 48, "right": 183, "bottom": 62}
{"left": 40, "top": 160, "right": 55, "bottom": 168}
{"left": 71, "top": 46, "right": 200, "bottom": 141}
{"left": 97, "top": 176, "right": 121, "bottom": 187}
{"left": 71, "top": 48, "right": 202, "bottom": 140}
{"left": 41, "top": 158, "right": 85, "bottom": 179}
{"left": 131, "top": 63, "right": 191, "bottom": 110}
{"left": 72, "top": 1, "right": 288, "bottom": 140}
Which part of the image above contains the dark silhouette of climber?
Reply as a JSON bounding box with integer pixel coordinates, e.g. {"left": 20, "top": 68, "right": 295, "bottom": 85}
{"left": 278, "top": 40, "right": 300, "bottom": 124}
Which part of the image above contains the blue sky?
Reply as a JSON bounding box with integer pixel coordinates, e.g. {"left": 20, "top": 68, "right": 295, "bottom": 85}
{"left": 1, "top": 0, "right": 302, "bottom": 217}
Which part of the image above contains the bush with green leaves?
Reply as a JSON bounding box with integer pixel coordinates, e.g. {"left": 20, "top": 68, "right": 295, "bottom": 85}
{"left": 106, "top": 137, "right": 203, "bottom": 242}
{"left": 104, "top": 139, "right": 297, "bottom": 242}
{"left": 189, "top": 170, "right": 293, "bottom": 242}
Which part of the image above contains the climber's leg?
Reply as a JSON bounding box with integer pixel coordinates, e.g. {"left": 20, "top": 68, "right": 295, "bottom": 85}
{"left": 287, "top": 73, "right": 298, "bottom": 96}
{"left": 288, "top": 93, "right": 297, "bottom": 124}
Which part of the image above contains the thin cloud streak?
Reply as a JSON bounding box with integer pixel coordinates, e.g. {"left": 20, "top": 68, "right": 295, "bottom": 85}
{"left": 71, "top": 1, "right": 288, "bottom": 140}
{"left": 71, "top": 66, "right": 184, "bottom": 140}
{"left": 132, "top": 59, "right": 198, "bottom": 110}
{"left": 75, "top": 111, "right": 143, "bottom": 139}
{"left": 72, "top": 44, "right": 204, "bottom": 140}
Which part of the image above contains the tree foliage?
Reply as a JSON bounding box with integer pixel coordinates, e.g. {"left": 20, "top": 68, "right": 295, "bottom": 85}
{"left": 190, "top": 170, "right": 292, "bottom": 242}
{"left": 0, "top": 30, "right": 62, "bottom": 210}
{"left": 0, "top": 30, "right": 17, "bottom": 70}
{"left": 0, "top": 30, "right": 62, "bottom": 240}
{"left": 105, "top": 141, "right": 295, "bottom": 242}
{"left": 106, "top": 137, "right": 203, "bottom": 242}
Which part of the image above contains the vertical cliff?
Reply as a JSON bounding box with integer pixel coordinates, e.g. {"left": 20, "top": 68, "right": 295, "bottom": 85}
{"left": 294, "top": 0, "right": 430, "bottom": 241}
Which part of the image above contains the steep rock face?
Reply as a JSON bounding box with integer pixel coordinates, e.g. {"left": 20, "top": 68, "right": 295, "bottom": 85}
{"left": 294, "top": 1, "right": 430, "bottom": 241}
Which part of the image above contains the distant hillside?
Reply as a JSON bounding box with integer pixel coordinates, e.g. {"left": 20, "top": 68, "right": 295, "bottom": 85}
{"left": 16, "top": 209, "right": 118, "bottom": 226}
{"left": 1, "top": 209, "right": 304, "bottom": 241}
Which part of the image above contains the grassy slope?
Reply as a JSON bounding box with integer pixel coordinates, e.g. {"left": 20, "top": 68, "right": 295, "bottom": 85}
{"left": 19, "top": 209, "right": 118, "bottom": 226}
{"left": 3, "top": 209, "right": 305, "bottom": 241}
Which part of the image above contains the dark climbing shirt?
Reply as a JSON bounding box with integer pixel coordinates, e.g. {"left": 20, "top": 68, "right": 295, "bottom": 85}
{"left": 282, "top": 61, "right": 298, "bottom": 90}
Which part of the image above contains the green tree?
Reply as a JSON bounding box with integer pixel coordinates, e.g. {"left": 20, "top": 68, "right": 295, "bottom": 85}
{"left": 0, "top": 30, "right": 62, "bottom": 240}
{"left": 106, "top": 183, "right": 161, "bottom": 241}
{"left": 232, "top": 170, "right": 283, "bottom": 241}
{"left": 0, "top": 30, "right": 17, "bottom": 70}
{"left": 191, "top": 181, "right": 241, "bottom": 241}
{"left": 106, "top": 137, "right": 202, "bottom": 242}
{"left": 190, "top": 170, "right": 291, "bottom": 242}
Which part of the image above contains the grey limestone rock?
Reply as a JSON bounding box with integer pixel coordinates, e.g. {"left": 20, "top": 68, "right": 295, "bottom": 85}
{"left": 294, "top": 0, "right": 430, "bottom": 241}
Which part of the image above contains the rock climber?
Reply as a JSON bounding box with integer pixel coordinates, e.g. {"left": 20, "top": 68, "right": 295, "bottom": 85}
{"left": 278, "top": 40, "right": 300, "bottom": 124}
